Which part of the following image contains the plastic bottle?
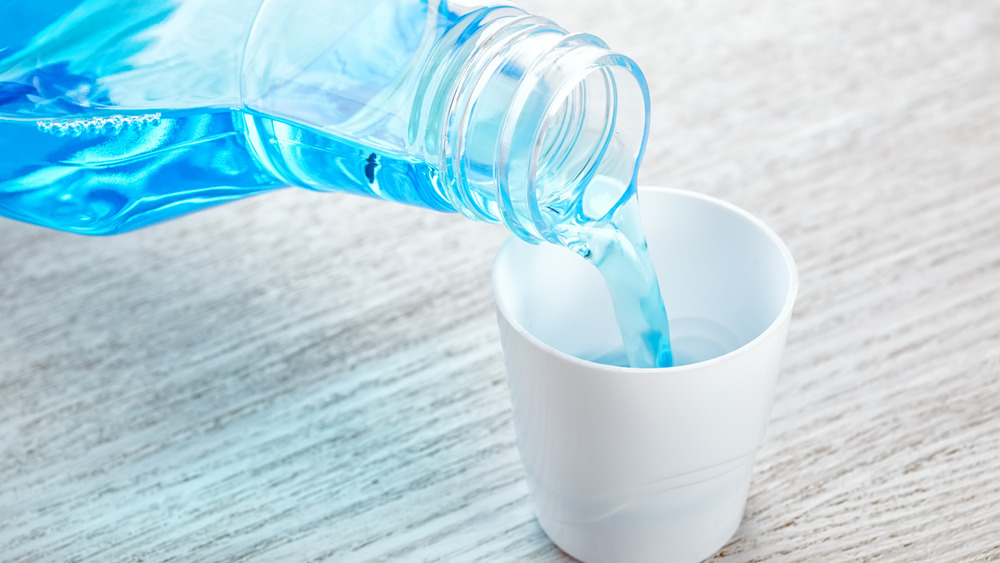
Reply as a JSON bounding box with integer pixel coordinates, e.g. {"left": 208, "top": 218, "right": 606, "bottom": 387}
{"left": 0, "top": 0, "right": 650, "bottom": 245}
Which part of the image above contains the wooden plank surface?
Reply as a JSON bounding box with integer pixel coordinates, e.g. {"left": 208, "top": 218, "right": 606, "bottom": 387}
{"left": 2, "top": 0, "right": 999, "bottom": 561}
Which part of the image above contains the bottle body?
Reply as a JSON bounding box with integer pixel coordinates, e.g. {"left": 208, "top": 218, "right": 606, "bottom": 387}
{"left": 0, "top": 0, "right": 649, "bottom": 242}
{"left": 0, "top": 0, "right": 276, "bottom": 233}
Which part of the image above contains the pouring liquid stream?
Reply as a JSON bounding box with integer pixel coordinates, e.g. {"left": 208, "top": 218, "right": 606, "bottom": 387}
{"left": 569, "top": 185, "right": 674, "bottom": 369}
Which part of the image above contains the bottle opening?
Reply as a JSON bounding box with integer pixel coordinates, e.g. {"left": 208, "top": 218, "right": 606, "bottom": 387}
{"left": 438, "top": 15, "right": 650, "bottom": 244}
{"left": 533, "top": 59, "right": 649, "bottom": 241}
{"left": 495, "top": 41, "right": 650, "bottom": 245}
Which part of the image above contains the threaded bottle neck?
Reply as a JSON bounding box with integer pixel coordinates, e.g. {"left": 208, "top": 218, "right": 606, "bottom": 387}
{"left": 437, "top": 10, "right": 651, "bottom": 245}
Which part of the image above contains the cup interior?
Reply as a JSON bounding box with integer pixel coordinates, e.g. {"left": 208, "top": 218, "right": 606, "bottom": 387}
{"left": 493, "top": 187, "right": 797, "bottom": 367}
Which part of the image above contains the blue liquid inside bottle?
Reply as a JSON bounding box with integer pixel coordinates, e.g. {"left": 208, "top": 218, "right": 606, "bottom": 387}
{"left": 0, "top": 0, "right": 673, "bottom": 367}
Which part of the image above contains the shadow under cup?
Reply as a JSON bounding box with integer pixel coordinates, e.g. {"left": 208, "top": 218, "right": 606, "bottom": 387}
{"left": 492, "top": 187, "right": 798, "bottom": 563}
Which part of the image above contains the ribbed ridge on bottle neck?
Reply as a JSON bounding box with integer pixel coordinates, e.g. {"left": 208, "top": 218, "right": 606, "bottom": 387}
{"left": 436, "top": 10, "right": 651, "bottom": 245}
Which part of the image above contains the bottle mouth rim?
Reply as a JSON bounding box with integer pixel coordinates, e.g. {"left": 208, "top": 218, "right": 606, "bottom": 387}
{"left": 494, "top": 40, "right": 651, "bottom": 246}
{"left": 437, "top": 12, "right": 651, "bottom": 245}
{"left": 499, "top": 44, "right": 650, "bottom": 246}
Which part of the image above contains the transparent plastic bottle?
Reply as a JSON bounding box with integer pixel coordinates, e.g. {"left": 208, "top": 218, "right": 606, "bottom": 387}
{"left": 0, "top": 0, "right": 670, "bottom": 368}
{"left": 0, "top": 0, "right": 650, "bottom": 246}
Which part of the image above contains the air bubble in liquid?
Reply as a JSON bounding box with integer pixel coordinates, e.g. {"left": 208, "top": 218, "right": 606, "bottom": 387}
{"left": 34, "top": 113, "right": 163, "bottom": 138}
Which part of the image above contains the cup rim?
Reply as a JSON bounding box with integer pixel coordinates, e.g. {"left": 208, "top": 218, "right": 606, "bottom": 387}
{"left": 491, "top": 186, "right": 799, "bottom": 374}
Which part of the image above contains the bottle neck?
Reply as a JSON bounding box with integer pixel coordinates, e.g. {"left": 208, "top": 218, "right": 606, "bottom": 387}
{"left": 434, "top": 10, "right": 651, "bottom": 245}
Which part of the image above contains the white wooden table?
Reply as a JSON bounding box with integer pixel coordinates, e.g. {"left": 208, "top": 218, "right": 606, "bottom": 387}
{"left": 2, "top": 0, "right": 999, "bottom": 560}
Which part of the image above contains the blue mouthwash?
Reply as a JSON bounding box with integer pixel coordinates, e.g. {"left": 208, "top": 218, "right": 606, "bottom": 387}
{"left": 0, "top": 0, "right": 672, "bottom": 368}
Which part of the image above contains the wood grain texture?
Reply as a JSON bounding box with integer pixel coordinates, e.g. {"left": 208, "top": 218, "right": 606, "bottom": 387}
{"left": 2, "top": 0, "right": 999, "bottom": 561}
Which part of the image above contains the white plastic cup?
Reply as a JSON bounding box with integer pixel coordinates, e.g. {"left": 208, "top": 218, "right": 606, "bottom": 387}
{"left": 492, "top": 187, "right": 798, "bottom": 563}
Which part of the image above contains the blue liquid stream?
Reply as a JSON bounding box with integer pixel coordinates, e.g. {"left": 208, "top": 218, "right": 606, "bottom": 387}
{"left": 0, "top": 0, "right": 673, "bottom": 368}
